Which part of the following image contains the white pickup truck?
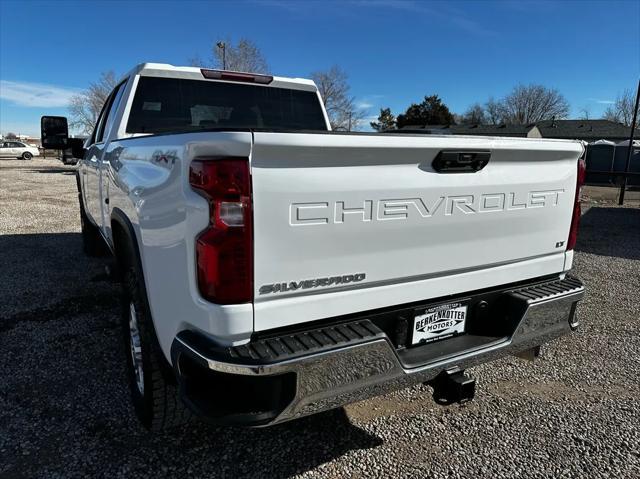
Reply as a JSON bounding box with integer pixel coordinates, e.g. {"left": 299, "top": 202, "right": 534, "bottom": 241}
{"left": 42, "top": 63, "right": 585, "bottom": 431}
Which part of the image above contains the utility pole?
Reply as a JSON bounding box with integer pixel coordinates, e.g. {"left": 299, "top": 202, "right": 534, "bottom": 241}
{"left": 216, "top": 42, "right": 226, "bottom": 70}
{"left": 618, "top": 78, "right": 640, "bottom": 205}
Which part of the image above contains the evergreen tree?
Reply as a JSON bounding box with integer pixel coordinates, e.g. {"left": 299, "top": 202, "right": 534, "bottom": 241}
{"left": 396, "top": 95, "right": 455, "bottom": 128}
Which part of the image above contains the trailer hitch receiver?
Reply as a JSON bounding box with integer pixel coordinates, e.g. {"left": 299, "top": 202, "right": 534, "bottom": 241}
{"left": 430, "top": 369, "right": 476, "bottom": 405}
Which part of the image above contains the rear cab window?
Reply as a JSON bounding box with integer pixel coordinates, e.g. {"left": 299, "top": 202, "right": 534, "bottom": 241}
{"left": 126, "top": 76, "right": 328, "bottom": 134}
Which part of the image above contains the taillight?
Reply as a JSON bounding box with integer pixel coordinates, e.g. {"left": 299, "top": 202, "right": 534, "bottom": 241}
{"left": 189, "top": 157, "right": 253, "bottom": 304}
{"left": 567, "top": 157, "right": 586, "bottom": 251}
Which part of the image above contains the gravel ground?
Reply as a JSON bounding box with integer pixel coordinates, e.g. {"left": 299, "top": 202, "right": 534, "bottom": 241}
{"left": 1, "top": 157, "right": 639, "bottom": 478}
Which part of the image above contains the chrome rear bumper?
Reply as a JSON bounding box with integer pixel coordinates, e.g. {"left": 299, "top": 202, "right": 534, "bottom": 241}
{"left": 171, "top": 276, "right": 584, "bottom": 426}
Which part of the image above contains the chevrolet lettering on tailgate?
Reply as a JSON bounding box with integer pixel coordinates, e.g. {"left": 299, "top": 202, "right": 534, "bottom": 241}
{"left": 290, "top": 190, "right": 565, "bottom": 225}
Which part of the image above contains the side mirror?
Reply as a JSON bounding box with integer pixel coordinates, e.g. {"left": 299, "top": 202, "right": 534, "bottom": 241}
{"left": 68, "top": 138, "right": 86, "bottom": 159}
{"left": 41, "top": 116, "right": 69, "bottom": 149}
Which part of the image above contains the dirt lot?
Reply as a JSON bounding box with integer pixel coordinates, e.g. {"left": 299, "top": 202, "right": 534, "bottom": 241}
{"left": 1, "top": 157, "right": 639, "bottom": 478}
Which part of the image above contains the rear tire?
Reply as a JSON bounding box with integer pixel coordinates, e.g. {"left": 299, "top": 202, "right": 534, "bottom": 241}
{"left": 121, "top": 264, "right": 191, "bottom": 431}
{"left": 22, "top": 152, "right": 33, "bottom": 160}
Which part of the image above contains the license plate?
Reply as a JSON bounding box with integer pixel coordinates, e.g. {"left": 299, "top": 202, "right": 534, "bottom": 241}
{"left": 412, "top": 301, "right": 468, "bottom": 345}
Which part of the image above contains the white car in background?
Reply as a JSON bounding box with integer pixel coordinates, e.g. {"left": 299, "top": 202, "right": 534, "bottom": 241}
{"left": 0, "top": 141, "right": 40, "bottom": 160}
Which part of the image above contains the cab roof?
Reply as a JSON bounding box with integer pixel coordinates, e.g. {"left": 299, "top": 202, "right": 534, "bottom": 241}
{"left": 123, "top": 63, "right": 319, "bottom": 92}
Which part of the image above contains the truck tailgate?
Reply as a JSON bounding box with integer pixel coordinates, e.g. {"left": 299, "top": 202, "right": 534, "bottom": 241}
{"left": 250, "top": 132, "right": 583, "bottom": 332}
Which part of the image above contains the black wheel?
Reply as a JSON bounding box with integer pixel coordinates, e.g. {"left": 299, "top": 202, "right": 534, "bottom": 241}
{"left": 121, "top": 263, "right": 191, "bottom": 431}
{"left": 22, "top": 152, "right": 33, "bottom": 160}
{"left": 79, "top": 199, "right": 107, "bottom": 257}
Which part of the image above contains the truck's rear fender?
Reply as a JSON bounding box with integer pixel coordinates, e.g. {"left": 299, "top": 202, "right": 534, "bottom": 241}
{"left": 104, "top": 132, "right": 256, "bottom": 361}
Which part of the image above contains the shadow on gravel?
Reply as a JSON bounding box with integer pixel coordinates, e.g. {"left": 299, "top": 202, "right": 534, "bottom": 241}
{"left": 575, "top": 206, "right": 640, "bottom": 260}
{"left": 135, "top": 409, "right": 384, "bottom": 478}
{"left": 0, "top": 230, "right": 383, "bottom": 478}
{"left": 26, "top": 167, "right": 76, "bottom": 175}
{"left": 0, "top": 232, "right": 107, "bottom": 320}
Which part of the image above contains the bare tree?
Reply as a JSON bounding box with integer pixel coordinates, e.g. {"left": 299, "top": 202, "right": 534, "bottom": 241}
{"left": 579, "top": 105, "right": 591, "bottom": 120}
{"left": 459, "top": 103, "right": 487, "bottom": 124}
{"left": 498, "top": 84, "right": 569, "bottom": 124}
{"left": 485, "top": 97, "right": 503, "bottom": 125}
{"left": 68, "top": 71, "right": 117, "bottom": 135}
{"left": 188, "top": 55, "right": 206, "bottom": 68}
{"left": 5, "top": 132, "right": 17, "bottom": 140}
{"left": 311, "top": 66, "right": 365, "bottom": 130}
{"left": 603, "top": 89, "right": 637, "bottom": 127}
{"left": 216, "top": 38, "right": 269, "bottom": 73}
{"left": 192, "top": 38, "right": 269, "bottom": 73}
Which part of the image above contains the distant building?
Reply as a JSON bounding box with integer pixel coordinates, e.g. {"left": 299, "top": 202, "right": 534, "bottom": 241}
{"left": 528, "top": 120, "right": 630, "bottom": 143}
{"left": 401, "top": 120, "right": 631, "bottom": 143}
{"left": 18, "top": 135, "right": 41, "bottom": 147}
{"left": 455, "top": 124, "right": 533, "bottom": 138}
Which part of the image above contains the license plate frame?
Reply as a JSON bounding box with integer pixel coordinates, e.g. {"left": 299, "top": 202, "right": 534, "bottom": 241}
{"left": 411, "top": 299, "right": 470, "bottom": 346}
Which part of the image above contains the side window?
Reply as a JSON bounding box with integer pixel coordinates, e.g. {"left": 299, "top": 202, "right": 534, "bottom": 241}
{"left": 89, "top": 79, "right": 127, "bottom": 146}
{"left": 89, "top": 96, "right": 111, "bottom": 146}
{"left": 101, "top": 81, "right": 127, "bottom": 141}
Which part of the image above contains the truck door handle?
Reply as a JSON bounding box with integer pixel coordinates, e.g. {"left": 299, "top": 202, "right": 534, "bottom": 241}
{"left": 432, "top": 150, "right": 490, "bottom": 173}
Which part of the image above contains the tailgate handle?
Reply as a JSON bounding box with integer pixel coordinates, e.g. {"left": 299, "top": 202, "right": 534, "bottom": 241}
{"left": 432, "top": 150, "right": 490, "bottom": 173}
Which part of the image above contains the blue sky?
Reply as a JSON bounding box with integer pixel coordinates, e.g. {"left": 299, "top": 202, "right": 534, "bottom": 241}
{"left": 1, "top": 0, "right": 638, "bottom": 136}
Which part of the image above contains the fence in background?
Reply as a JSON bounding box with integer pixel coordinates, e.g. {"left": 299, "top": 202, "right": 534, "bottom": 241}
{"left": 585, "top": 144, "right": 640, "bottom": 187}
